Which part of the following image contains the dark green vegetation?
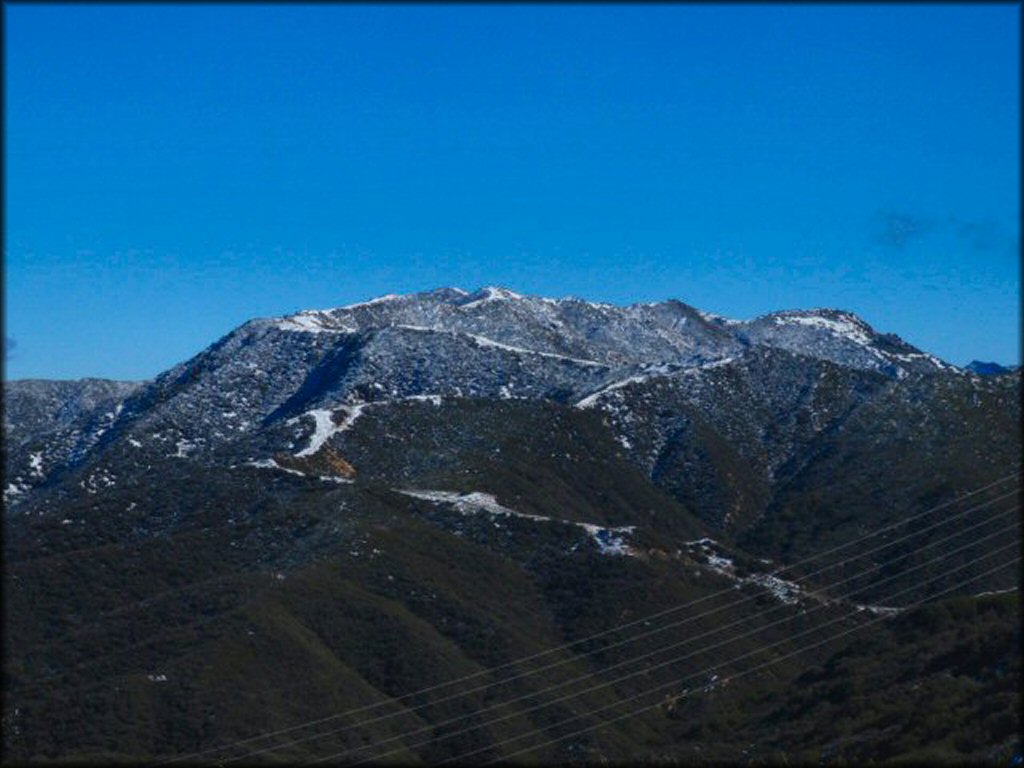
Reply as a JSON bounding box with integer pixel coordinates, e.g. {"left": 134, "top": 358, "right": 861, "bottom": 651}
{"left": 661, "top": 593, "right": 1021, "bottom": 765}
{"left": 4, "top": 376, "right": 1021, "bottom": 764}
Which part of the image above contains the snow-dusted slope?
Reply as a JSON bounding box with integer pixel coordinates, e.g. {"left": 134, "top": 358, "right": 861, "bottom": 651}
{"left": 134, "top": 288, "right": 952, "bottom": 456}
{"left": 2, "top": 286, "right": 965, "bottom": 510}
{"left": 3, "top": 379, "right": 144, "bottom": 503}
{"left": 268, "top": 286, "right": 743, "bottom": 369}
{"left": 268, "top": 287, "right": 953, "bottom": 375}
{"left": 739, "top": 309, "right": 957, "bottom": 378}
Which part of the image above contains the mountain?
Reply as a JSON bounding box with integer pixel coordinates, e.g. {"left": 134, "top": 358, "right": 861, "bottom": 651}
{"left": 0, "top": 286, "right": 961, "bottom": 507}
{"left": 966, "top": 360, "right": 1017, "bottom": 376}
{"left": 3, "top": 378, "right": 143, "bottom": 503}
{"left": 3, "top": 287, "right": 1020, "bottom": 764}
{"left": 258, "top": 285, "right": 955, "bottom": 376}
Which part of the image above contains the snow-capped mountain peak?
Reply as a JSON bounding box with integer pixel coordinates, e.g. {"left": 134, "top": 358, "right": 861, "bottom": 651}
{"left": 457, "top": 285, "right": 525, "bottom": 308}
{"left": 341, "top": 293, "right": 404, "bottom": 310}
{"left": 764, "top": 308, "right": 876, "bottom": 346}
{"left": 2, "top": 285, "right": 1000, "bottom": 521}
{"left": 261, "top": 287, "right": 955, "bottom": 379}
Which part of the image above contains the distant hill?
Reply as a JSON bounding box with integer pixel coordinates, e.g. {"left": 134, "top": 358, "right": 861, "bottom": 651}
{"left": 966, "top": 360, "right": 1017, "bottom": 376}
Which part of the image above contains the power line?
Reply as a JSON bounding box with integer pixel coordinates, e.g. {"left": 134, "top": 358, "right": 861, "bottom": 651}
{"left": 322, "top": 521, "right": 1019, "bottom": 765}
{"left": 157, "top": 473, "right": 1018, "bottom": 764}
{"left": 478, "top": 555, "right": 1021, "bottom": 766}
{"left": 228, "top": 504, "right": 1019, "bottom": 764}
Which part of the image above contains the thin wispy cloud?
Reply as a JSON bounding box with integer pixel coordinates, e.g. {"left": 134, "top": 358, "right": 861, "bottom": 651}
{"left": 872, "top": 209, "right": 1018, "bottom": 256}
{"left": 871, "top": 209, "right": 933, "bottom": 249}
{"left": 954, "top": 219, "right": 1001, "bottom": 253}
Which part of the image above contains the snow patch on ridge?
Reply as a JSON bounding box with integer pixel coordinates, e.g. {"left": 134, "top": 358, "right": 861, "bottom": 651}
{"left": 403, "top": 394, "right": 443, "bottom": 406}
{"left": 889, "top": 351, "right": 960, "bottom": 373}
{"left": 292, "top": 405, "right": 367, "bottom": 457}
{"left": 274, "top": 311, "right": 354, "bottom": 334}
{"left": 771, "top": 313, "right": 873, "bottom": 346}
{"left": 397, "top": 490, "right": 543, "bottom": 519}
{"left": 856, "top": 604, "right": 904, "bottom": 617}
{"left": 395, "top": 489, "right": 637, "bottom": 556}
{"left": 465, "top": 333, "right": 606, "bottom": 367}
{"left": 343, "top": 294, "right": 402, "bottom": 310}
{"left": 393, "top": 324, "right": 606, "bottom": 367}
{"left": 973, "top": 586, "right": 1019, "bottom": 598}
{"left": 766, "top": 312, "right": 956, "bottom": 374}
{"left": 575, "top": 358, "right": 734, "bottom": 409}
{"left": 575, "top": 373, "right": 660, "bottom": 409}
{"left": 685, "top": 539, "right": 804, "bottom": 605}
{"left": 459, "top": 286, "right": 525, "bottom": 309}
{"left": 288, "top": 396, "right": 446, "bottom": 458}
{"left": 243, "top": 458, "right": 352, "bottom": 484}
{"left": 577, "top": 522, "right": 636, "bottom": 556}
{"left": 696, "top": 310, "right": 742, "bottom": 326}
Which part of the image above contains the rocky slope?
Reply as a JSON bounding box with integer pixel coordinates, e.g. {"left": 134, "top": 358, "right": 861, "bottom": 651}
{"left": 3, "top": 378, "right": 142, "bottom": 503}
{"left": 0, "top": 286, "right": 968, "bottom": 505}
{"left": 2, "top": 287, "right": 1019, "bottom": 764}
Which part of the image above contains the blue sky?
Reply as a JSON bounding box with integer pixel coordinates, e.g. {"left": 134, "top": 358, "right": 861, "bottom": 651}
{"left": 5, "top": 3, "right": 1019, "bottom": 380}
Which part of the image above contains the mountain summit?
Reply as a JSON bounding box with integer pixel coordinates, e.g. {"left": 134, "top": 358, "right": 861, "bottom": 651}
{"left": 1, "top": 286, "right": 992, "bottom": 518}
{"left": 3, "top": 286, "right": 1019, "bottom": 764}
{"left": 965, "top": 360, "right": 1016, "bottom": 376}
{"left": 265, "top": 286, "right": 954, "bottom": 377}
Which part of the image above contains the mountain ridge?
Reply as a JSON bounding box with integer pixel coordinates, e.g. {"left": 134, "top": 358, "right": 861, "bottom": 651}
{"left": 5, "top": 288, "right": 1016, "bottom": 554}
{"left": 2, "top": 286, "right": 964, "bottom": 510}
{"left": 259, "top": 285, "right": 958, "bottom": 377}
{"left": 2, "top": 285, "right": 1019, "bottom": 764}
